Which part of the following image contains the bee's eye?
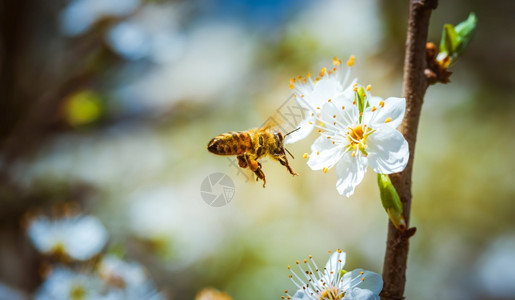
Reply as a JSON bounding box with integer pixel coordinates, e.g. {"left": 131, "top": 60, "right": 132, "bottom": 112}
{"left": 259, "top": 136, "right": 264, "bottom": 146}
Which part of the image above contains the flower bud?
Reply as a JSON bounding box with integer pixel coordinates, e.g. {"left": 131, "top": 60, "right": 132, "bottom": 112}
{"left": 437, "top": 12, "right": 477, "bottom": 67}
{"left": 377, "top": 174, "right": 406, "bottom": 232}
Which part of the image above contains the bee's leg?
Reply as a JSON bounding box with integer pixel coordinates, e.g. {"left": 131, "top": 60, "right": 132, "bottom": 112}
{"left": 247, "top": 157, "right": 266, "bottom": 188}
{"left": 278, "top": 155, "right": 298, "bottom": 176}
{"left": 237, "top": 155, "right": 248, "bottom": 168}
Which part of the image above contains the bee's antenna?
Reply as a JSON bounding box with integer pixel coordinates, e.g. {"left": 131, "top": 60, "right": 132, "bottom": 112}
{"left": 284, "top": 127, "right": 301, "bottom": 137}
{"left": 285, "top": 147, "right": 295, "bottom": 159}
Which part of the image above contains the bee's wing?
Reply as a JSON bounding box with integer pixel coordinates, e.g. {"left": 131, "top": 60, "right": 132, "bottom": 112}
{"left": 259, "top": 94, "right": 308, "bottom": 135}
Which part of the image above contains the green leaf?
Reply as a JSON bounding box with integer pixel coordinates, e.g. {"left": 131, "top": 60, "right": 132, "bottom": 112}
{"left": 377, "top": 174, "right": 406, "bottom": 232}
{"left": 439, "top": 24, "right": 458, "bottom": 56}
{"left": 455, "top": 13, "right": 477, "bottom": 56}
{"left": 357, "top": 87, "right": 365, "bottom": 123}
{"left": 438, "top": 12, "right": 477, "bottom": 65}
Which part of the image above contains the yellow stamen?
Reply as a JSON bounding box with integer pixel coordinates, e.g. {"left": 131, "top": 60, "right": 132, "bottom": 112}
{"left": 347, "top": 55, "right": 356, "bottom": 67}
{"left": 319, "top": 67, "right": 326, "bottom": 77}
{"left": 317, "top": 151, "right": 320, "bottom": 155}
{"left": 385, "top": 117, "right": 392, "bottom": 123}
{"left": 371, "top": 106, "right": 376, "bottom": 112}
{"left": 306, "top": 72, "right": 311, "bottom": 78}
{"left": 342, "top": 106, "right": 345, "bottom": 110}
{"left": 333, "top": 114, "right": 336, "bottom": 118}
{"left": 323, "top": 167, "right": 328, "bottom": 173}
{"left": 290, "top": 78, "right": 296, "bottom": 84}
{"left": 303, "top": 153, "right": 308, "bottom": 159}
{"left": 328, "top": 99, "right": 331, "bottom": 102}
{"left": 333, "top": 57, "right": 341, "bottom": 66}
{"left": 379, "top": 101, "right": 384, "bottom": 107}
{"left": 289, "top": 84, "right": 294, "bottom": 89}
{"left": 366, "top": 84, "right": 372, "bottom": 91}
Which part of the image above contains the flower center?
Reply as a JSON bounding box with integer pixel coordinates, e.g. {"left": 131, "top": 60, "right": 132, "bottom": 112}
{"left": 319, "top": 287, "right": 345, "bottom": 300}
{"left": 346, "top": 124, "right": 373, "bottom": 156}
{"left": 70, "top": 284, "right": 86, "bottom": 300}
{"left": 348, "top": 124, "right": 364, "bottom": 142}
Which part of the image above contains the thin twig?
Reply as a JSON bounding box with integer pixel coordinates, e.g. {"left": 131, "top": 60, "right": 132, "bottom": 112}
{"left": 380, "top": 1, "right": 438, "bottom": 299}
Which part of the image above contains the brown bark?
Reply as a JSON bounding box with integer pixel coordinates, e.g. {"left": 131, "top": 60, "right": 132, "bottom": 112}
{"left": 380, "top": 1, "right": 438, "bottom": 299}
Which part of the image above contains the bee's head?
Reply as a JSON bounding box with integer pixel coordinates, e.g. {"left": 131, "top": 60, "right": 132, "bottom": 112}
{"left": 274, "top": 132, "right": 284, "bottom": 145}
{"left": 276, "top": 130, "right": 296, "bottom": 159}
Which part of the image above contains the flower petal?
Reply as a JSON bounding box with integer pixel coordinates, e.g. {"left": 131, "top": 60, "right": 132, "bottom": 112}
{"left": 320, "top": 98, "right": 355, "bottom": 130}
{"left": 368, "top": 97, "right": 405, "bottom": 129}
{"left": 335, "top": 152, "right": 367, "bottom": 197}
{"left": 346, "top": 288, "right": 380, "bottom": 300}
{"left": 65, "top": 216, "right": 108, "bottom": 260}
{"left": 343, "top": 268, "right": 383, "bottom": 296}
{"left": 308, "top": 77, "right": 343, "bottom": 107}
{"left": 307, "top": 136, "right": 345, "bottom": 170}
{"left": 324, "top": 251, "right": 347, "bottom": 273}
{"left": 291, "top": 290, "right": 308, "bottom": 299}
{"left": 367, "top": 126, "right": 409, "bottom": 174}
{"left": 284, "top": 116, "right": 315, "bottom": 144}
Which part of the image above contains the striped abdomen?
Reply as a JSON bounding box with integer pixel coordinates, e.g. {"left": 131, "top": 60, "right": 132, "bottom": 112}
{"left": 207, "top": 131, "right": 253, "bottom": 155}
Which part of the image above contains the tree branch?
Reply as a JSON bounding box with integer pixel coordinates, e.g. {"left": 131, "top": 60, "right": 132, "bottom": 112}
{"left": 380, "top": 1, "right": 438, "bottom": 299}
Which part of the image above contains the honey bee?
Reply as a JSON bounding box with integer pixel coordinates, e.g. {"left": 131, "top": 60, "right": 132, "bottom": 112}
{"left": 207, "top": 127, "right": 299, "bottom": 187}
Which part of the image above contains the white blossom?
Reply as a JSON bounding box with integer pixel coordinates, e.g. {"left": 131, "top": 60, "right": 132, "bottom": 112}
{"left": 284, "top": 250, "right": 383, "bottom": 300}
{"left": 305, "top": 84, "right": 409, "bottom": 197}
{"left": 286, "top": 56, "right": 356, "bottom": 144}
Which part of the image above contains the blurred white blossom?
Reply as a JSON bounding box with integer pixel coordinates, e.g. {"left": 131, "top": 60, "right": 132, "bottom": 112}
{"left": 61, "top": 0, "right": 140, "bottom": 36}
{"left": 475, "top": 235, "right": 515, "bottom": 298}
{"left": 106, "top": 3, "right": 185, "bottom": 63}
{"left": 35, "top": 267, "right": 104, "bottom": 300}
{"left": 99, "top": 255, "right": 164, "bottom": 300}
{"left": 27, "top": 215, "right": 108, "bottom": 261}
{"left": 0, "top": 282, "right": 28, "bottom": 300}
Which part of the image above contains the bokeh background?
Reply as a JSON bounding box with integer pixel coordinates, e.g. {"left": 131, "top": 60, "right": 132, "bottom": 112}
{"left": 1, "top": 0, "right": 515, "bottom": 299}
